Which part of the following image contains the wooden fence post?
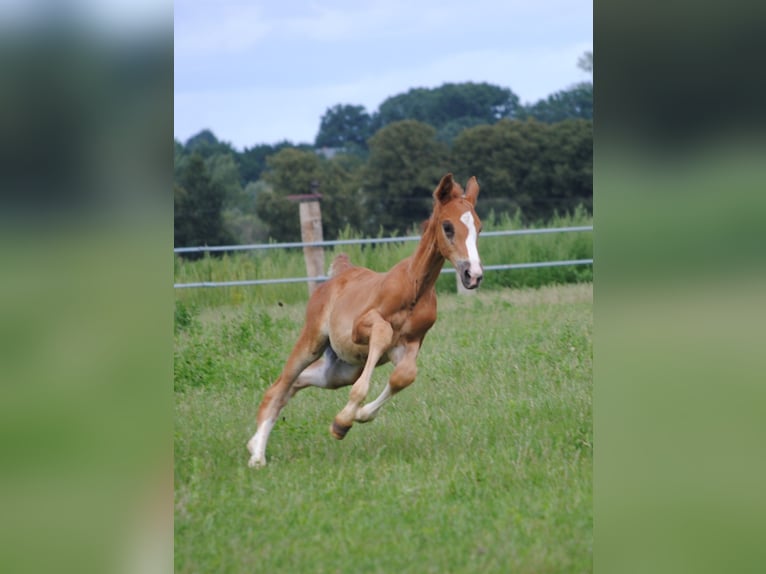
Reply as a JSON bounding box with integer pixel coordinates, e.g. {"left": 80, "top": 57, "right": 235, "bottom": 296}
{"left": 288, "top": 183, "right": 324, "bottom": 296}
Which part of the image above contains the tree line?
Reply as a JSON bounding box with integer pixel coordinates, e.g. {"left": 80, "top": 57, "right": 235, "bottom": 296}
{"left": 174, "top": 55, "right": 592, "bottom": 248}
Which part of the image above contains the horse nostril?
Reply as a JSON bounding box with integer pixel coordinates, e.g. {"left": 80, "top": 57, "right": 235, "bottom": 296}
{"left": 463, "top": 269, "right": 471, "bottom": 282}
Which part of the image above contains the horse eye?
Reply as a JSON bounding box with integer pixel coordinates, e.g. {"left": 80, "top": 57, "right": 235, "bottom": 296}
{"left": 442, "top": 221, "right": 454, "bottom": 241}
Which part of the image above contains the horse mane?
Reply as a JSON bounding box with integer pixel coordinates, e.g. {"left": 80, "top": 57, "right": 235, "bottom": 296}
{"left": 328, "top": 253, "right": 353, "bottom": 277}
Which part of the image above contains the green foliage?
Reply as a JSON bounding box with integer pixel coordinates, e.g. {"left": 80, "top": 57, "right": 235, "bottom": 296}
{"left": 184, "top": 128, "right": 236, "bottom": 158}
{"left": 205, "top": 152, "right": 245, "bottom": 210}
{"left": 522, "top": 83, "right": 593, "bottom": 123}
{"left": 436, "top": 116, "right": 489, "bottom": 143}
{"left": 255, "top": 148, "right": 367, "bottom": 242}
{"left": 254, "top": 148, "right": 320, "bottom": 241}
{"left": 174, "top": 153, "right": 233, "bottom": 249}
{"left": 174, "top": 139, "right": 187, "bottom": 180}
{"left": 174, "top": 284, "right": 593, "bottom": 573}
{"left": 222, "top": 207, "right": 270, "bottom": 245}
{"left": 452, "top": 119, "right": 592, "bottom": 222}
{"left": 363, "top": 120, "right": 450, "bottom": 234}
{"left": 578, "top": 51, "right": 593, "bottom": 74}
{"left": 315, "top": 104, "right": 373, "bottom": 149}
{"left": 319, "top": 158, "right": 368, "bottom": 235}
{"left": 174, "top": 299, "right": 197, "bottom": 334}
{"left": 544, "top": 120, "right": 593, "bottom": 213}
{"left": 374, "top": 82, "right": 521, "bottom": 136}
{"left": 237, "top": 140, "right": 295, "bottom": 185}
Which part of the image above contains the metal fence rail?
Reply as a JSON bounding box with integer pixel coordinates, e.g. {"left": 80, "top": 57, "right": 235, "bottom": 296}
{"left": 173, "top": 226, "right": 594, "bottom": 254}
{"left": 174, "top": 259, "right": 594, "bottom": 289}
{"left": 173, "top": 225, "right": 593, "bottom": 289}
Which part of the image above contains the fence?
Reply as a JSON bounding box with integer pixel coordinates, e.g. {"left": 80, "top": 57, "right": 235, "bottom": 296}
{"left": 173, "top": 225, "right": 593, "bottom": 289}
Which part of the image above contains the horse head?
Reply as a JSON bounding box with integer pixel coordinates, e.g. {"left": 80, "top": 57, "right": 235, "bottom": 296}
{"left": 432, "top": 173, "right": 484, "bottom": 289}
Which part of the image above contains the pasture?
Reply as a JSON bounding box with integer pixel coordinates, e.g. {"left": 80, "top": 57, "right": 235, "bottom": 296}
{"left": 174, "top": 282, "right": 592, "bottom": 573}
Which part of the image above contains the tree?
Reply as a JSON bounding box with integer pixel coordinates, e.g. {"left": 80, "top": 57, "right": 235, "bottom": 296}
{"left": 222, "top": 180, "right": 270, "bottom": 244}
{"left": 237, "top": 140, "right": 295, "bottom": 186}
{"left": 521, "top": 83, "right": 593, "bottom": 123}
{"left": 452, "top": 119, "right": 592, "bottom": 221}
{"left": 543, "top": 119, "right": 593, "bottom": 214}
{"left": 373, "top": 82, "right": 520, "bottom": 139}
{"left": 174, "top": 153, "right": 232, "bottom": 250}
{"left": 519, "top": 51, "right": 593, "bottom": 124}
{"left": 315, "top": 104, "right": 373, "bottom": 149}
{"left": 205, "top": 152, "right": 245, "bottom": 210}
{"left": 174, "top": 138, "right": 188, "bottom": 181}
{"left": 174, "top": 184, "right": 193, "bottom": 247}
{"left": 255, "top": 148, "right": 320, "bottom": 241}
{"left": 436, "top": 116, "right": 488, "bottom": 144}
{"left": 452, "top": 119, "right": 547, "bottom": 219}
{"left": 363, "top": 120, "right": 449, "bottom": 233}
{"left": 255, "top": 148, "right": 366, "bottom": 241}
{"left": 184, "top": 129, "right": 235, "bottom": 158}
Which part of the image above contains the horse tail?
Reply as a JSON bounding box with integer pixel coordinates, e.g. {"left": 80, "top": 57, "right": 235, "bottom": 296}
{"left": 328, "top": 253, "right": 353, "bottom": 277}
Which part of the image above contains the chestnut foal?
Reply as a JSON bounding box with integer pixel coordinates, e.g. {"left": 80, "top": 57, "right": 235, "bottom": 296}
{"left": 247, "top": 173, "right": 483, "bottom": 467}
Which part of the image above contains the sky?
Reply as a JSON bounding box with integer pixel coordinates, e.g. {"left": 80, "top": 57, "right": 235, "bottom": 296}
{"left": 174, "top": 0, "right": 592, "bottom": 150}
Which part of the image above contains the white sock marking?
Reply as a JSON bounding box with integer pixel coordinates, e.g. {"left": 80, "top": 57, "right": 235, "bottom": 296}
{"left": 248, "top": 418, "right": 275, "bottom": 467}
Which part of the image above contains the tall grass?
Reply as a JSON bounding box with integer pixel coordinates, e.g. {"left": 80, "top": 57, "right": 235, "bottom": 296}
{"left": 174, "top": 207, "right": 592, "bottom": 309}
{"left": 174, "top": 284, "right": 593, "bottom": 573}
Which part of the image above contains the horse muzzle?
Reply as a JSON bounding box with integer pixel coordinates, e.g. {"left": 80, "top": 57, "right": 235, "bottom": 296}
{"left": 456, "top": 260, "right": 484, "bottom": 290}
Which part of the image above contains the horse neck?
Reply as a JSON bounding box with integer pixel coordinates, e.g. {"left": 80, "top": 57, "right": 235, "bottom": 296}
{"left": 405, "top": 219, "right": 445, "bottom": 299}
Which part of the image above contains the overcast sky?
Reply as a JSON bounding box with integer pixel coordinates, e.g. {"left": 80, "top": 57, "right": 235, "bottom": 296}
{"left": 174, "top": 0, "right": 592, "bottom": 150}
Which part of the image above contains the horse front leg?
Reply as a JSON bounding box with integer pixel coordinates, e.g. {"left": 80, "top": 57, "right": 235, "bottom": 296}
{"left": 331, "top": 313, "right": 393, "bottom": 439}
{"left": 356, "top": 341, "right": 420, "bottom": 423}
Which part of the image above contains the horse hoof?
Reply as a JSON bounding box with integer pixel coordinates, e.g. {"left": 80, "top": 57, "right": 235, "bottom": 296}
{"left": 330, "top": 421, "right": 351, "bottom": 440}
{"left": 248, "top": 456, "right": 266, "bottom": 468}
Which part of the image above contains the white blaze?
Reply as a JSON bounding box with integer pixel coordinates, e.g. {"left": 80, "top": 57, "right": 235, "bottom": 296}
{"left": 459, "top": 211, "right": 482, "bottom": 276}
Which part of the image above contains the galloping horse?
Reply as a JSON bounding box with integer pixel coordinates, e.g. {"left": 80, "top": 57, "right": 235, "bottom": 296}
{"left": 247, "top": 173, "right": 483, "bottom": 467}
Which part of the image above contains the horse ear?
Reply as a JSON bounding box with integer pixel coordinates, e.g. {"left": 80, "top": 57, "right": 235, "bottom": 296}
{"left": 464, "top": 176, "right": 480, "bottom": 206}
{"left": 433, "top": 173, "right": 455, "bottom": 204}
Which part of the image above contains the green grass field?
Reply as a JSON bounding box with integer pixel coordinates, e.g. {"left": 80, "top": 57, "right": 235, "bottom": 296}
{"left": 174, "top": 283, "right": 592, "bottom": 573}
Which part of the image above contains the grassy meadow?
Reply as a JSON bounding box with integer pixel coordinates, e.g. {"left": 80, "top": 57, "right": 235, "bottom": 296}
{"left": 174, "top": 283, "right": 593, "bottom": 573}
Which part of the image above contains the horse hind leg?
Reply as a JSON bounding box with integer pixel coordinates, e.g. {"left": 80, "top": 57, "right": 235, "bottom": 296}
{"left": 247, "top": 330, "right": 327, "bottom": 468}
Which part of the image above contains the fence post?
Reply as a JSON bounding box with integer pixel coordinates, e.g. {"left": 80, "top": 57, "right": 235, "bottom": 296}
{"left": 288, "top": 182, "right": 325, "bottom": 296}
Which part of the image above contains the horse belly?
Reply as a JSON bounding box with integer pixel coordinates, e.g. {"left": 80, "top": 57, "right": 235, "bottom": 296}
{"left": 328, "top": 324, "right": 396, "bottom": 367}
{"left": 327, "top": 330, "right": 368, "bottom": 365}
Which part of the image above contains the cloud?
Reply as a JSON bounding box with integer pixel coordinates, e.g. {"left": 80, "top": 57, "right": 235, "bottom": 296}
{"left": 174, "top": 0, "right": 591, "bottom": 56}
{"left": 174, "top": 3, "right": 270, "bottom": 56}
